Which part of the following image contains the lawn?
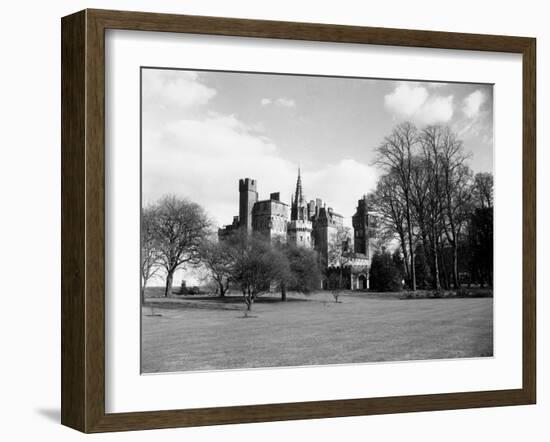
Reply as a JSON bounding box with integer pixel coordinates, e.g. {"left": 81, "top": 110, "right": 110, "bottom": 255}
{"left": 141, "top": 291, "right": 493, "bottom": 373}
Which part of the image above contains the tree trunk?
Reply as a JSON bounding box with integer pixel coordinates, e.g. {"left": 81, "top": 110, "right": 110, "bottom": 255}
{"left": 432, "top": 228, "right": 441, "bottom": 291}
{"left": 399, "top": 233, "right": 410, "bottom": 286}
{"left": 218, "top": 280, "right": 226, "bottom": 297}
{"left": 439, "top": 248, "right": 449, "bottom": 290}
{"left": 404, "top": 200, "right": 416, "bottom": 291}
{"left": 164, "top": 271, "right": 174, "bottom": 297}
{"left": 452, "top": 244, "right": 460, "bottom": 288}
{"left": 141, "top": 284, "right": 146, "bottom": 305}
{"left": 243, "top": 289, "right": 253, "bottom": 316}
{"left": 281, "top": 282, "right": 287, "bottom": 301}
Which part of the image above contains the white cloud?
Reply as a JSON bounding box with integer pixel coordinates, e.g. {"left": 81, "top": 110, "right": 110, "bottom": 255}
{"left": 260, "top": 97, "right": 296, "bottom": 108}
{"left": 142, "top": 69, "right": 216, "bottom": 110}
{"left": 384, "top": 83, "right": 454, "bottom": 125}
{"left": 275, "top": 98, "right": 296, "bottom": 107}
{"left": 463, "top": 90, "right": 486, "bottom": 118}
{"left": 143, "top": 114, "right": 292, "bottom": 228}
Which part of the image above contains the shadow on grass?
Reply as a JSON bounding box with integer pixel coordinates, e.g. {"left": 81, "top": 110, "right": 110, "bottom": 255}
{"left": 172, "top": 295, "right": 310, "bottom": 304}
{"left": 143, "top": 294, "right": 313, "bottom": 313}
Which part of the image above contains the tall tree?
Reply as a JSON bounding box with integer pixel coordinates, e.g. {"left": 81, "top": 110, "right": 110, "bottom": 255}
{"left": 282, "top": 243, "right": 322, "bottom": 298}
{"left": 467, "top": 172, "right": 494, "bottom": 287}
{"left": 437, "top": 127, "right": 473, "bottom": 288}
{"left": 375, "top": 122, "right": 418, "bottom": 290}
{"left": 369, "top": 172, "right": 411, "bottom": 285}
{"left": 326, "top": 225, "right": 353, "bottom": 290}
{"left": 409, "top": 155, "right": 433, "bottom": 286}
{"left": 369, "top": 249, "right": 403, "bottom": 292}
{"left": 199, "top": 238, "right": 235, "bottom": 297}
{"left": 140, "top": 205, "right": 162, "bottom": 304}
{"left": 472, "top": 172, "right": 494, "bottom": 209}
{"left": 230, "top": 233, "right": 289, "bottom": 314}
{"left": 152, "top": 195, "right": 211, "bottom": 297}
{"left": 418, "top": 126, "right": 445, "bottom": 290}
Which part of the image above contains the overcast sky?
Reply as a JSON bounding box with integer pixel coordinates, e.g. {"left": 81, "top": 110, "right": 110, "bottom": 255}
{"left": 142, "top": 68, "right": 493, "bottom": 229}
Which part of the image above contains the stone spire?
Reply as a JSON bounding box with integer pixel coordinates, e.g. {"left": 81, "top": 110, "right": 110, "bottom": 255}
{"left": 291, "top": 167, "right": 307, "bottom": 221}
{"left": 295, "top": 167, "right": 303, "bottom": 202}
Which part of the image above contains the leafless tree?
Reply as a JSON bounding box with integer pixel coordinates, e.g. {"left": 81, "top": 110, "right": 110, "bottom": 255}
{"left": 375, "top": 121, "right": 418, "bottom": 290}
{"left": 421, "top": 126, "right": 473, "bottom": 288}
{"left": 409, "top": 155, "right": 433, "bottom": 285}
{"left": 229, "top": 232, "right": 289, "bottom": 316}
{"left": 442, "top": 163, "right": 473, "bottom": 289}
{"left": 152, "top": 195, "right": 211, "bottom": 297}
{"left": 369, "top": 172, "right": 411, "bottom": 284}
{"left": 199, "top": 238, "right": 235, "bottom": 297}
{"left": 326, "top": 225, "right": 353, "bottom": 300}
{"left": 472, "top": 172, "right": 494, "bottom": 209}
{"left": 373, "top": 122, "right": 491, "bottom": 292}
{"left": 140, "top": 205, "right": 162, "bottom": 304}
{"left": 418, "top": 125, "right": 446, "bottom": 290}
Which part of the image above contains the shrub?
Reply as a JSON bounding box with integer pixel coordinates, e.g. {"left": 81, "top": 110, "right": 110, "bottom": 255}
{"left": 369, "top": 250, "right": 403, "bottom": 292}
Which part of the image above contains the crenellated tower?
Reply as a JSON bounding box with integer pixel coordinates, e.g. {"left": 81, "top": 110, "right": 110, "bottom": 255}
{"left": 239, "top": 178, "right": 258, "bottom": 232}
{"left": 352, "top": 195, "right": 377, "bottom": 261}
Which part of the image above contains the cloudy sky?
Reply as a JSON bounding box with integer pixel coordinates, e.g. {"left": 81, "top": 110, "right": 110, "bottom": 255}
{"left": 142, "top": 68, "right": 493, "bottom": 229}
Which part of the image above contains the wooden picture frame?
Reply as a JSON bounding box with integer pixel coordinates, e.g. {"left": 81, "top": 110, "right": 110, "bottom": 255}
{"left": 61, "top": 8, "right": 536, "bottom": 433}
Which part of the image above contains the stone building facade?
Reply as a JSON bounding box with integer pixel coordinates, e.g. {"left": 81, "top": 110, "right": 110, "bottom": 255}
{"left": 219, "top": 170, "right": 378, "bottom": 290}
{"left": 252, "top": 192, "right": 289, "bottom": 243}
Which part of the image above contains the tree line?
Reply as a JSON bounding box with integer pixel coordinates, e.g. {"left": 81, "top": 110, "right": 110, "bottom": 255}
{"left": 141, "top": 195, "right": 322, "bottom": 311}
{"left": 368, "top": 122, "right": 493, "bottom": 291}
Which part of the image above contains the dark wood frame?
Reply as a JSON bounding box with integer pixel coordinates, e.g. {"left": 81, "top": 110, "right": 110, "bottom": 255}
{"left": 61, "top": 8, "right": 536, "bottom": 433}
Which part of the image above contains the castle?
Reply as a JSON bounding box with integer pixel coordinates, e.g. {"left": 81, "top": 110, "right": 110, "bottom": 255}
{"left": 218, "top": 170, "right": 378, "bottom": 290}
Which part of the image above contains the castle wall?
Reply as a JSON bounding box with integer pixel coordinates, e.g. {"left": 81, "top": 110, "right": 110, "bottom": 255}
{"left": 252, "top": 199, "right": 289, "bottom": 242}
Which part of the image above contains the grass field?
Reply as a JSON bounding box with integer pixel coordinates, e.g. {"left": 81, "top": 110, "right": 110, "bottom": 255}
{"left": 141, "top": 291, "right": 493, "bottom": 373}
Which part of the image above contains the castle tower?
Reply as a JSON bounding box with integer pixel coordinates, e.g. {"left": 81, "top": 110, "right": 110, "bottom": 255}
{"left": 288, "top": 168, "right": 313, "bottom": 248}
{"left": 239, "top": 178, "right": 258, "bottom": 232}
{"left": 352, "top": 195, "right": 372, "bottom": 259}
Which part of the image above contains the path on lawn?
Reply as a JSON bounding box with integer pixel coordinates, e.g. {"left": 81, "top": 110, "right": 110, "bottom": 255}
{"left": 141, "top": 292, "right": 493, "bottom": 373}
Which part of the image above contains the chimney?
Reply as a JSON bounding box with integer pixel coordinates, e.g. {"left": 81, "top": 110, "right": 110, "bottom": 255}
{"left": 270, "top": 192, "right": 280, "bottom": 201}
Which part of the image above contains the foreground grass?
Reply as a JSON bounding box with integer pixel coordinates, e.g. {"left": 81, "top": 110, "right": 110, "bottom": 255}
{"left": 141, "top": 291, "right": 493, "bottom": 373}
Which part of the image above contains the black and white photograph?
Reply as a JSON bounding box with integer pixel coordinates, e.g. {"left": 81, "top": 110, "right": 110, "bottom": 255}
{"left": 140, "top": 68, "right": 494, "bottom": 374}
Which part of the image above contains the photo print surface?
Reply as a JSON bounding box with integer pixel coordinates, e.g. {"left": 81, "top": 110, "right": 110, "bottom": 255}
{"left": 140, "top": 68, "right": 494, "bottom": 374}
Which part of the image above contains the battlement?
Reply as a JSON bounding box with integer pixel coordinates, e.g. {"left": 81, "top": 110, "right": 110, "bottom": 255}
{"left": 239, "top": 178, "right": 257, "bottom": 191}
{"left": 356, "top": 195, "right": 369, "bottom": 212}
